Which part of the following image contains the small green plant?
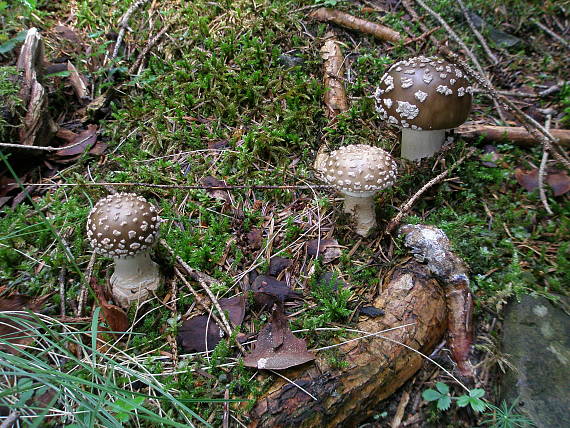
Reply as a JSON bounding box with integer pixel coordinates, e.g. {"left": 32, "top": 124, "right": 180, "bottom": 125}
{"left": 481, "top": 399, "right": 535, "bottom": 428}
{"left": 422, "top": 382, "right": 452, "bottom": 411}
{"left": 422, "top": 382, "right": 486, "bottom": 413}
{"left": 314, "top": 0, "right": 344, "bottom": 6}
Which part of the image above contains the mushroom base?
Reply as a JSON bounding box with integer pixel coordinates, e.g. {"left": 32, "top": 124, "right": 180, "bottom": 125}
{"left": 111, "top": 251, "right": 160, "bottom": 307}
{"left": 401, "top": 128, "right": 446, "bottom": 161}
{"left": 343, "top": 193, "right": 376, "bottom": 237}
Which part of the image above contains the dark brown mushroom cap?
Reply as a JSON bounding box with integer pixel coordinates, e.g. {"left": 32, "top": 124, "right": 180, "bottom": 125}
{"left": 374, "top": 56, "right": 472, "bottom": 130}
{"left": 87, "top": 193, "right": 159, "bottom": 258}
{"left": 318, "top": 144, "right": 397, "bottom": 195}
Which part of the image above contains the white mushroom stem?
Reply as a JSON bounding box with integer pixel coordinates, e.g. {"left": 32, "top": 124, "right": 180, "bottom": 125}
{"left": 401, "top": 128, "right": 447, "bottom": 161}
{"left": 110, "top": 250, "right": 160, "bottom": 307}
{"left": 342, "top": 191, "right": 377, "bottom": 237}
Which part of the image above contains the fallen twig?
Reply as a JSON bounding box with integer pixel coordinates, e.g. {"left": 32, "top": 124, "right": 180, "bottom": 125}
{"left": 531, "top": 18, "right": 570, "bottom": 49}
{"left": 162, "top": 239, "right": 246, "bottom": 354}
{"left": 456, "top": 124, "right": 570, "bottom": 147}
{"left": 457, "top": 0, "right": 498, "bottom": 64}
{"left": 112, "top": 0, "right": 151, "bottom": 59}
{"left": 0, "top": 411, "right": 19, "bottom": 428}
{"left": 309, "top": 8, "right": 403, "bottom": 43}
{"left": 129, "top": 22, "right": 173, "bottom": 74}
{"left": 538, "top": 116, "right": 553, "bottom": 215}
{"left": 320, "top": 33, "right": 349, "bottom": 118}
{"left": 385, "top": 148, "right": 476, "bottom": 235}
{"left": 0, "top": 132, "right": 98, "bottom": 152}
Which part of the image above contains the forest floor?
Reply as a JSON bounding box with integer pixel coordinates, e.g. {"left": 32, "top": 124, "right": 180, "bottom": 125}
{"left": 0, "top": 0, "right": 568, "bottom": 427}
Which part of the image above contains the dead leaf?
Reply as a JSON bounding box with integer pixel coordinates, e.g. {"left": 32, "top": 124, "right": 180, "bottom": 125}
{"left": 91, "top": 278, "right": 129, "bottom": 334}
{"left": 244, "top": 304, "right": 314, "bottom": 370}
{"left": 306, "top": 238, "right": 342, "bottom": 263}
{"left": 178, "top": 295, "right": 245, "bottom": 352}
{"left": 268, "top": 256, "right": 292, "bottom": 276}
{"left": 514, "top": 168, "right": 539, "bottom": 192}
{"left": 200, "top": 176, "right": 231, "bottom": 203}
{"left": 251, "top": 275, "right": 301, "bottom": 308}
{"left": 246, "top": 228, "right": 264, "bottom": 249}
{"left": 546, "top": 170, "right": 570, "bottom": 196}
{"left": 53, "top": 124, "right": 98, "bottom": 157}
{"left": 480, "top": 145, "right": 502, "bottom": 168}
{"left": 54, "top": 25, "right": 83, "bottom": 46}
{"left": 514, "top": 168, "right": 570, "bottom": 196}
{"left": 208, "top": 140, "right": 229, "bottom": 150}
{"left": 0, "top": 294, "right": 50, "bottom": 354}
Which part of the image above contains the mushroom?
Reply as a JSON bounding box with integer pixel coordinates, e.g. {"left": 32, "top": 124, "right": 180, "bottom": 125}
{"left": 374, "top": 56, "right": 472, "bottom": 161}
{"left": 87, "top": 193, "right": 160, "bottom": 307}
{"left": 315, "top": 144, "right": 397, "bottom": 236}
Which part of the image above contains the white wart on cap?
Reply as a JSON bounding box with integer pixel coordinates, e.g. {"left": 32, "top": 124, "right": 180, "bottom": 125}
{"left": 316, "top": 144, "right": 397, "bottom": 236}
{"left": 87, "top": 193, "right": 159, "bottom": 257}
{"left": 374, "top": 56, "right": 473, "bottom": 160}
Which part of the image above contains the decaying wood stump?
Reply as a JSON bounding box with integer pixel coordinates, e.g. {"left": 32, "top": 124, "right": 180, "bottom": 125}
{"left": 248, "top": 261, "right": 447, "bottom": 428}
{"left": 2, "top": 28, "right": 57, "bottom": 148}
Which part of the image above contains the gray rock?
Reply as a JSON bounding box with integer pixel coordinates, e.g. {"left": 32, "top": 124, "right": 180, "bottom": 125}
{"left": 500, "top": 294, "right": 570, "bottom": 428}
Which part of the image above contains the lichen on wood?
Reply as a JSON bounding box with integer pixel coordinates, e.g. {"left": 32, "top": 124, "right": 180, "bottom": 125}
{"left": 248, "top": 261, "right": 447, "bottom": 427}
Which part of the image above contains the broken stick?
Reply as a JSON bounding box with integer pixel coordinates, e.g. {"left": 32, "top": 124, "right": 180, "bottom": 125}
{"left": 400, "top": 224, "right": 474, "bottom": 377}
{"left": 456, "top": 123, "right": 570, "bottom": 148}
{"left": 310, "top": 8, "right": 403, "bottom": 43}
{"left": 320, "top": 33, "right": 349, "bottom": 118}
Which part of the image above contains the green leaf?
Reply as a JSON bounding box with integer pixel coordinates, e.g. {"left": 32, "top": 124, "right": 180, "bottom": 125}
{"left": 0, "top": 31, "right": 27, "bottom": 55}
{"left": 435, "top": 382, "right": 450, "bottom": 395}
{"left": 437, "top": 396, "right": 452, "bottom": 411}
{"left": 456, "top": 394, "right": 470, "bottom": 407}
{"left": 422, "top": 389, "right": 442, "bottom": 402}
{"left": 470, "top": 398, "right": 487, "bottom": 413}
{"left": 470, "top": 388, "right": 485, "bottom": 399}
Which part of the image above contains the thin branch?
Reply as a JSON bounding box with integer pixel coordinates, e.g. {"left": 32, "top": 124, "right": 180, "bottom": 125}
{"left": 0, "top": 411, "right": 19, "bottom": 428}
{"left": 411, "top": 0, "right": 507, "bottom": 122}
{"left": 129, "top": 22, "right": 173, "bottom": 74}
{"left": 0, "top": 132, "right": 97, "bottom": 152}
{"left": 112, "top": 0, "right": 151, "bottom": 59}
{"left": 531, "top": 18, "right": 570, "bottom": 49}
{"left": 162, "top": 239, "right": 246, "bottom": 354}
{"left": 385, "top": 148, "right": 476, "bottom": 234}
{"left": 457, "top": 0, "right": 498, "bottom": 64}
{"left": 538, "top": 116, "right": 553, "bottom": 215}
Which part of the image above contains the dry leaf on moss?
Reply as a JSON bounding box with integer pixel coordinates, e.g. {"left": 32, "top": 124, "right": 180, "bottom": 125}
{"left": 244, "top": 304, "right": 314, "bottom": 370}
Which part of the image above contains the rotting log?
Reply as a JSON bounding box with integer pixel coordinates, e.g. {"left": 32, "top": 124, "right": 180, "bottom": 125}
{"left": 456, "top": 123, "right": 570, "bottom": 148}
{"left": 248, "top": 261, "right": 447, "bottom": 428}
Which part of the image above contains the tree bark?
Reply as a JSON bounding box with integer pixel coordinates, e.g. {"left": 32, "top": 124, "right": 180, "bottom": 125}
{"left": 320, "top": 35, "right": 349, "bottom": 118}
{"left": 248, "top": 261, "right": 447, "bottom": 428}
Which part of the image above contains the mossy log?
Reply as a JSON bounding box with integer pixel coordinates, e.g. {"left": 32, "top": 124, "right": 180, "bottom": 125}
{"left": 248, "top": 261, "right": 447, "bottom": 428}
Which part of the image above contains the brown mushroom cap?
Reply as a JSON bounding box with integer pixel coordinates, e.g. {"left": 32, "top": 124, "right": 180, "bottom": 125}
{"left": 319, "top": 144, "right": 397, "bottom": 195}
{"left": 374, "top": 56, "right": 472, "bottom": 130}
{"left": 87, "top": 193, "right": 159, "bottom": 258}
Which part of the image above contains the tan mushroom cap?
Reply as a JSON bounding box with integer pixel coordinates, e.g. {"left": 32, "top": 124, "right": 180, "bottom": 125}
{"left": 319, "top": 144, "right": 397, "bottom": 196}
{"left": 87, "top": 193, "right": 159, "bottom": 258}
{"left": 374, "top": 56, "right": 472, "bottom": 130}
